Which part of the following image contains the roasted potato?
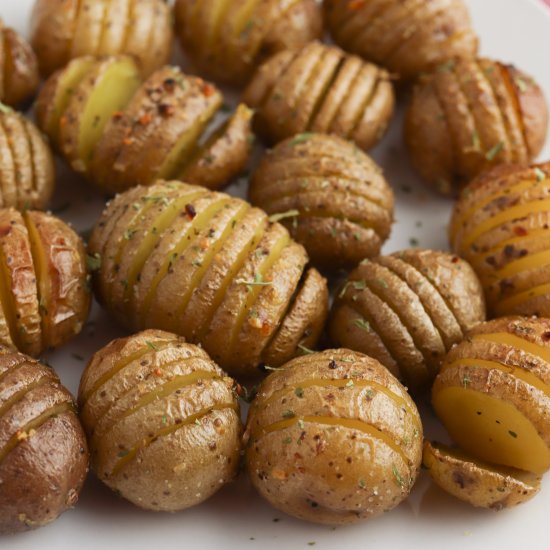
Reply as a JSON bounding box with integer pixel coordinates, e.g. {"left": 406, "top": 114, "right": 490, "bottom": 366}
{"left": 244, "top": 348, "right": 423, "bottom": 525}
{"left": 329, "top": 249, "right": 485, "bottom": 392}
{"left": 0, "top": 347, "right": 88, "bottom": 534}
{"left": 78, "top": 329, "right": 241, "bottom": 511}
{"left": 35, "top": 56, "right": 253, "bottom": 194}
{"left": 450, "top": 162, "right": 550, "bottom": 317}
{"left": 243, "top": 41, "right": 395, "bottom": 151}
{"left": 423, "top": 441, "right": 541, "bottom": 510}
{"left": 324, "top": 0, "right": 478, "bottom": 81}
{"left": 174, "top": 0, "right": 323, "bottom": 85}
{"left": 88, "top": 181, "right": 328, "bottom": 379}
{"left": 249, "top": 133, "right": 394, "bottom": 269}
{"left": 433, "top": 317, "right": 550, "bottom": 474}
{"left": 405, "top": 57, "right": 548, "bottom": 195}
{"left": 0, "top": 208, "right": 90, "bottom": 357}
{"left": 30, "top": 0, "right": 173, "bottom": 78}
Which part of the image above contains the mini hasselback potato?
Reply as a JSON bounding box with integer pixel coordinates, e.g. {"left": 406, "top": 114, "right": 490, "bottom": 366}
{"left": 450, "top": 162, "right": 550, "bottom": 318}
{"left": 244, "top": 349, "right": 423, "bottom": 525}
{"left": 174, "top": 0, "right": 323, "bottom": 85}
{"left": 249, "top": 133, "right": 394, "bottom": 269}
{"left": 30, "top": 0, "right": 173, "bottom": 78}
{"left": 0, "top": 347, "right": 89, "bottom": 534}
{"left": 243, "top": 41, "right": 395, "bottom": 151}
{"left": 324, "top": 0, "right": 478, "bottom": 81}
{"left": 78, "top": 329, "right": 241, "bottom": 512}
{"left": 0, "top": 208, "right": 90, "bottom": 356}
{"left": 329, "top": 249, "right": 485, "bottom": 391}
{"left": 88, "top": 181, "right": 329, "bottom": 378}
{"left": 405, "top": 57, "right": 548, "bottom": 194}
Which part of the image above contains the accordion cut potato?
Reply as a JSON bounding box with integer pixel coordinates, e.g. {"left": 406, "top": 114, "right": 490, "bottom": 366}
{"left": 243, "top": 41, "right": 395, "bottom": 151}
{"left": 450, "top": 162, "right": 550, "bottom": 318}
{"left": 0, "top": 208, "right": 90, "bottom": 357}
{"left": 174, "top": 0, "right": 323, "bottom": 85}
{"left": 249, "top": 133, "right": 394, "bottom": 269}
{"left": 35, "top": 56, "right": 254, "bottom": 194}
{"left": 0, "top": 347, "right": 89, "bottom": 534}
{"left": 88, "top": 181, "right": 328, "bottom": 378}
{"left": 405, "top": 57, "right": 548, "bottom": 195}
{"left": 78, "top": 330, "right": 241, "bottom": 512}
{"left": 324, "top": 0, "right": 478, "bottom": 81}
{"left": 244, "top": 349, "right": 423, "bottom": 525}
{"left": 433, "top": 317, "right": 550, "bottom": 475}
{"left": 329, "top": 249, "right": 485, "bottom": 392}
{"left": 30, "top": 0, "right": 173, "bottom": 77}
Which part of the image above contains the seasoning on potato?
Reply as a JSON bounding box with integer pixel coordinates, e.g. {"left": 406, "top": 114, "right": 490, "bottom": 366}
{"left": 450, "top": 162, "right": 550, "bottom": 317}
{"left": 243, "top": 41, "right": 395, "bottom": 151}
{"left": 249, "top": 133, "right": 394, "bottom": 269}
{"left": 78, "top": 329, "right": 242, "bottom": 512}
{"left": 404, "top": 57, "right": 548, "bottom": 195}
{"left": 244, "top": 349, "right": 423, "bottom": 525}
{"left": 329, "top": 249, "right": 485, "bottom": 392}
{"left": 0, "top": 347, "right": 89, "bottom": 534}
{"left": 88, "top": 181, "right": 328, "bottom": 378}
{"left": 30, "top": 0, "right": 173, "bottom": 78}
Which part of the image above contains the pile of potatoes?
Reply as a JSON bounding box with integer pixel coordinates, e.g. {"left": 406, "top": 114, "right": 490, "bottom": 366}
{"left": 0, "top": 0, "right": 549, "bottom": 537}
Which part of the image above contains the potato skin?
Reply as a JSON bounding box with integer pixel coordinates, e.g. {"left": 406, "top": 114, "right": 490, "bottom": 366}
{"left": 78, "top": 329, "right": 241, "bottom": 512}
{"left": 0, "top": 347, "right": 89, "bottom": 534}
{"left": 249, "top": 133, "right": 394, "bottom": 269}
{"left": 244, "top": 349, "right": 423, "bottom": 525}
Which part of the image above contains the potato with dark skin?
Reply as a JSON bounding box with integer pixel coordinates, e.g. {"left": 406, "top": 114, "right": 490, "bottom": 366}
{"left": 249, "top": 133, "right": 394, "bottom": 269}
{"left": 329, "top": 249, "right": 485, "bottom": 392}
{"left": 244, "top": 349, "right": 423, "bottom": 525}
{"left": 0, "top": 347, "right": 89, "bottom": 534}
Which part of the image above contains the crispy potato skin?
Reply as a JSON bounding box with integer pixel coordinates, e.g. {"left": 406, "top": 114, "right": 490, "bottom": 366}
{"left": 329, "top": 249, "right": 485, "bottom": 392}
{"left": 78, "top": 329, "right": 241, "bottom": 512}
{"left": 450, "top": 162, "right": 550, "bottom": 317}
{"left": 324, "top": 0, "right": 478, "bottom": 81}
{"left": 243, "top": 41, "right": 395, "bottom": 151}
{"left": 249, "top": 133, "right": 394, "bottom": 269}
{"left": 0, "top": 347, "right": 89, "bottom": 534}
{"left": 405, "top": 58, "right": 549, "bottom": 195}
{"left": 244, "top": 349, "right": 423, "bottom": 525}
{"left": 174, "top": 0, "right": 323, "bottom": 85}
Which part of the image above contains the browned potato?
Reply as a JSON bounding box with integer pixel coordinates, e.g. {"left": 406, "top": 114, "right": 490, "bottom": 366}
{"left": 243, "top": 41, "right": 395, "bottom": 151}
{"left": 423, "top": 441, "right": 541, "bottom": 510}
{"left": 405, "top": 57, "right": 548, "bottom": 195}
{"left": 88, "top": 181, "right": 328, "bottom": 379}
{"left": 324, "top": 0, "right": 478, "bottom": 81}
{"left": 0, "top": 347, "right": 88, "bottom": 534}
{"left": 329, "top": 249, "right": 485, "bottom": 392}
{"left": 30, "top": 0, "right": 173, "bottom": 78}
{"left": 78, "top": 329, "right": 241, "bottom": 511}
{"left": 244, "top": 348, "right": 423, "bottom": 525}
{"left": 450, "top": 162, "right": 550, "bottom": 318}
{"left": 0, "top": 208, "right": 90, "bottom": 357}
{"left": 174, "top": 0, "right": 323, "bottom": 85}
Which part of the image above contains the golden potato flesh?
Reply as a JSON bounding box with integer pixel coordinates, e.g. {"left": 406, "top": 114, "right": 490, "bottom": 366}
{"left": 244, "top": 349, "right": 423, "bottom": 525}
{"left": 405, "top": 57, "right": 548, "bottom": 195}
{"left": 450, "top": 162, "right": 550, "bottom": 317}
{"left": 249, "top": 133, "right": 394, "bottom": 269}
{"left": 78, "top": 329, "right": 241, "bottom": 512}
{"left": 30, "top": 0, "right": 173, "bottom": 78}
{"left": 243, "top": 41, "right": 395, "bottom": 151}
{"left": 89, "top": 181, "right": 328, "bottom": 379}
{"left": 324, "top": 0, "right": 478, "bottom": 81}
{"left": 174, "top": 0, "right": 323, "bottom": 85}
{"left": 0, "top": 347, "right": 89, "bottom": 534}
{"left": 433, "top": 317, "right": 550, "bottom": 474}
{"left": 329, "top": 249, "right": 485, "bottom": 392}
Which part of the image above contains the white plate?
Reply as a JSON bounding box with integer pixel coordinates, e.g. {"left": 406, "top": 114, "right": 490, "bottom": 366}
{"left": 2, "top": 1, "right": 550, "bottom": 549}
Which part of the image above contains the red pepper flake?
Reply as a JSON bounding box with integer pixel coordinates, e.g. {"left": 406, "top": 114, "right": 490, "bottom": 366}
{"left": 348, "top": 0, "right": 365, "bottom": 10}
{"left": 153, "top": 368, "right": 162, "bottom": 377}
{"left": 543, "top": 331, "right": 550, "bottom": 341}
{"left": 513, "top": 226, "right": 528, "bottom": 236}
{"left": 122, "top": 137, "right": 134, "bottom": 146}
{"left": 112, "top": 111, "right": 124, "bottom": 121}
{"left": 158, "top": 103, "right": 174, "bottom": 117}
{"left": 185, "top": 203, "right": 197, "bottom": 219}
{"left": 139, "top": 113, "right": 153, "bottom": 125}
{"left": 202, "top": 83, "right": 216, "bottom": 97}
{"left": 261, "top": 322, "right": 271, "bottom": 336}
{"left": 451, "top": 256, "right": 459, "bottom": 263}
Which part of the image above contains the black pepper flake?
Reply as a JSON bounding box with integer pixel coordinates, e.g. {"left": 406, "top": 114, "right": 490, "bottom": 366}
{"left": 185, "top": 204, "right": 197, "bottom": 219}
{"left": 328, "top": 359, "right": 337, "bottom": 369}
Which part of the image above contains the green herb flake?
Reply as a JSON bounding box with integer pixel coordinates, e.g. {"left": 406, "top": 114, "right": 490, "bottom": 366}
{"left": 345, "top": 379, "right": 354, "bottom": 388}
{"left": 366, "top": 389, "right": 375, "bottom": 399}
{"left": 297, "top": 419, "right": 305, "bottom": 429}
{"left": 352, "top": 280, "right": 367, "bottom": 290}
{"left": 359, "top": 479, "right": 366, "bottom": 488}
{"left": 294, "top": 387, "right": 304, "bottom": 398}
{"left": 437, "top": 60, "right": 456, "bottom": 73}
{"left": 471, "top": 130, "right": 481, "bottom": 152}
{"left": 353, "top": 318, "right": 371, "bottom": 332}
{"left": 236, "top": 273, "right": 273, "bottom": 291}
{"left": 534, "top": 167, "right": 547, "bottom": 182}
{"left": 392, "top": 464, "right": 407, "bottom": 489}
{"left": 462, "top": 375, "right": 471, "bottom": 388}
{"left": 509, "top": 430, "right": 518, "bottom": 438}
{"left": 0, "top": 102, "right": 13, "bottom": 114}
{"left": 145, "top": 340, "right": 159, "bottom": 351}
{"left": 283, "top": 436, "right": 292, "bottom": 444}
{"left": 86, "top": 253, "right": 101, "bottom": 272}
{"left": 298, "top": 344, "right": 314, "bottom": 355}
{"left": 486, "top": 142, "right": 505, "bottom": 161}
{"left": 195, "top": 419, "right": 201, "bottom": 426}
{"left": 268, "top": 210, "right": 300, "bottom": 223}
{"left": 117, "top": 449, "right": 130, "bottom": 458}
{"left": 514, "top": 76, "right": 529, "bottom": 93}
{"left": 289, "top": 133, "right": 314, "bottom": 146}
{"left": 282, "top": 410, "right": 295, "bottom": 419}
{"left": 377, "top": 278, "right": 388, "bottom": 288}
{"left": 124, "top": 229, "right": 137, "bottom": 240}
{"left": 161, "top": 415, "right": 168, "bottom": 425}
